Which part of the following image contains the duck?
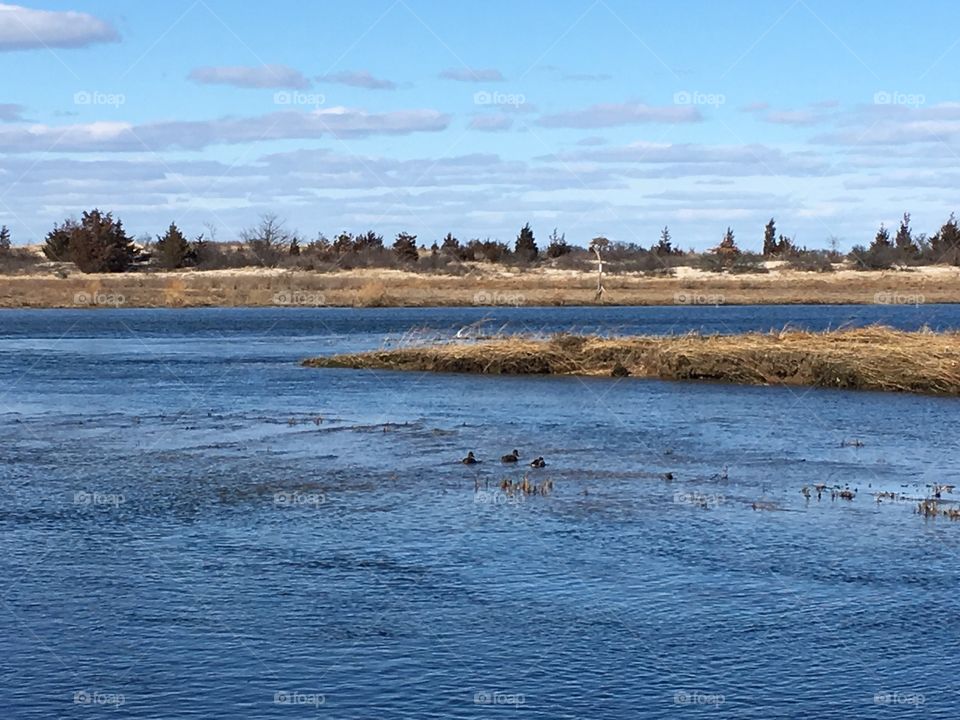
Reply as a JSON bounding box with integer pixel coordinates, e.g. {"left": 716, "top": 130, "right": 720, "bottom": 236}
{"left": 530, "top": 456, "right": 546, "bottom": 468}
{"left": 501, "top": 450, "right": 520, "bottom": 463}
{"left": 461, "top": 451, "right": 479, "bottom": 465}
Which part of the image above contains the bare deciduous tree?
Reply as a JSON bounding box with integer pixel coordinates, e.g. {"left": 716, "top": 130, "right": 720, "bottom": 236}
{"left": 241, "top": 214, "right": 297, "bottom": 267}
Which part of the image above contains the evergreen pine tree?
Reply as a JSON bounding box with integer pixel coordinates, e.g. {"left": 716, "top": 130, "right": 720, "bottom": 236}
{"left": 763, "top": 218, "right": 777, "bottom": 256}
{"left": 42, "top": 220, "right": 76, "bottom": 261}
{"left": 716, "top": 227, "right": 739, "bottom": 257}
{"left": 894, "top": 213, "right": 918, "bottom": 259}
{"left": 155, "top": 222, "right": 192, "bottom": 269}
{"left": 393, "top": 232, "right": 419, "bottom": 264}
{"left": 872, "top": 223, "right": 892, "bottom": 248}
{"left": 545, "top": 228, "right": 571, "bottom": 258}
{"left": 440, "top": 232, "right": 460, "bottom": 255}
{"left": 514, "top": 223, "right": 538, "bottom": 261}
{"left": 69, "top": 209, "right": 137, "bottom": 273}
{"left": 655, "top": 226, "right": 674, "bottom": 255}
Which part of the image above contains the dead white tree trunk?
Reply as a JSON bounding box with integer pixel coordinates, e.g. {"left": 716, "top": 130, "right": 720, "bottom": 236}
{"left": 593, "top": 245, "right": 606, "bottom": 302}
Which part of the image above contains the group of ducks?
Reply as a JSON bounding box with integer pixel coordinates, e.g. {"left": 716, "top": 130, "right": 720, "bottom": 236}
{"left": 801, "top": 484, "right": 856, "bottom": 501}
{"left": 917, "top": 484, "right": 959, "bottom": 519}
{"left": 916, "top": 498, "right": 959, "bottom": 519}
{"left": 801, "top": 481, "right": 960, "bottom": 520}
{"left": 461, "top": 450, "right": 547, "bottom": 468}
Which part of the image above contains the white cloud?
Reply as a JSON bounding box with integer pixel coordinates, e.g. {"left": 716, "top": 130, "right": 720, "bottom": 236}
{"left": 538, "top": 102, "right": 701, "bottom": 128}
{"left": 0, "top": 102, "right": 25, "bottom": 121}
{"left": 740, "top": 102, "right": 769, "bottom": 113}
{"left": 189, "top": 64, "right": 311, "bottom": 89}
{"left": 0, "top": 108, "right": 451, "bottom": 152}
{"left": 815, "top": 103, "right": 960, "bottom": 145}
{"left": 439, "top": 67, "right": 504, "bottom": 82}
{"left": 551, "top": 141, "right": 831, "bottom": 177}
{"left": 764, "top": 109, "right": 822, "bottom": 126}
{"left": 0, "top": 3, "right": 118, "bottom": 51}
{"left": 315, "top": 70, "right": 396, "bottom": 90}
{"left": 468, "top": 114, "right": 513, "bottom": 131}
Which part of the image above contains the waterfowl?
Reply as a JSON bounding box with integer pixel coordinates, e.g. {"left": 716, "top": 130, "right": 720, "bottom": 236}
{"left": 710, "top": 466, "right": 729, "bottom": 482}
{"left": 530, "top": 456, "right": 546, "bottom": 468}
{"left": 461, "top": 451, "right": 479, "bottom": 465}
{"left": 501, "top": 450, "right": 520, "bottom": 463}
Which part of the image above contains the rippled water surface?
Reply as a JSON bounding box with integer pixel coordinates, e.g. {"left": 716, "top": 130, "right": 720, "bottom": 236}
{"left": 2, "top": 305, "right": 959, "bottom": 719}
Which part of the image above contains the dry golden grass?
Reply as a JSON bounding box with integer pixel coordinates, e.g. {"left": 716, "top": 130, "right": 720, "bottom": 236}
{"left": 1, "top": 265, "right": 959, "bottom": 307}
{"left": 304, "top": 327, "right": 960, "bottom": 396}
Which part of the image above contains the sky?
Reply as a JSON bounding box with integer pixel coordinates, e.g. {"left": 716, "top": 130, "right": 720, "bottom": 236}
{"left": 0, "top": 0, "right": 959, "bottom": 251}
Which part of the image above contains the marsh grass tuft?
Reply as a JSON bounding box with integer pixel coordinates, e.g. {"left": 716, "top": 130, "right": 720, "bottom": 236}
{"left": 304, "top": 326, "right": 960, "bottom": 396}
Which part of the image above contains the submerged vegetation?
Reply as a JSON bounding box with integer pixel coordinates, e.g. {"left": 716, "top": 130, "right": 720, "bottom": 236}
{"left": 304, "top": 327, "right": 960, "bottom": 396}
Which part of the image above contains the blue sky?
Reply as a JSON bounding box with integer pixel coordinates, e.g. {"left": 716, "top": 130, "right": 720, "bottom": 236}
{"left": 1, "top": 0, "right": 959, "bottom": 250}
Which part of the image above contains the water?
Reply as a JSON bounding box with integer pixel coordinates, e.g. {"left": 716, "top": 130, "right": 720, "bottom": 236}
{"left": 2, "top": 305, "right": 959, "bottom": 719}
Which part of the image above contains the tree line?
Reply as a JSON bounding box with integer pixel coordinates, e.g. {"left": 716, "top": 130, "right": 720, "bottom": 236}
{"left": 2, "top": 208, "right": 957, "bottom": 274}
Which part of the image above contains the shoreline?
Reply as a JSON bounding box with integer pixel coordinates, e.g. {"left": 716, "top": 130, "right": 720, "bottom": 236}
{"left": 303, "top": 327, "right": 960, "bottom": 396}
{"left": 0, "top": 266, "right": 960, "bottom": 308}
{"left": 0, "top": 265, "right": 958, "bottom": 309}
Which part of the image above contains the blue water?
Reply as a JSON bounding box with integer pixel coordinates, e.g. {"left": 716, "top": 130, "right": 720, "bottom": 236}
{"left": 2, "top": 305, "right": 959, "bottom": 719}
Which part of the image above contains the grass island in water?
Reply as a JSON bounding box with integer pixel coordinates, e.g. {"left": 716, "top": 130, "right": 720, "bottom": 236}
{"left": 304, "top": 326, "right": 960, "bottom": 396}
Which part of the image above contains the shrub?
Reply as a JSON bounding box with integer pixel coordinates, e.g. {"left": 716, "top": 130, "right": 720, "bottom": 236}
{"left": 785, "top": 251, "right": 836, "bottom": 272}
{"left": 0, "top": 247, "right": 43, "bottom": 274}
{"left": 849, "top": 243, "right": 897, "bottom": 270}
{"left": 728, "top": 252, "right": 769, "bottom": 274}
{"left": 545, "top": 228, "right": 571, "bottom": 258}
{"left": 65, "top": 209, "right": 137, "bottom": 273}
